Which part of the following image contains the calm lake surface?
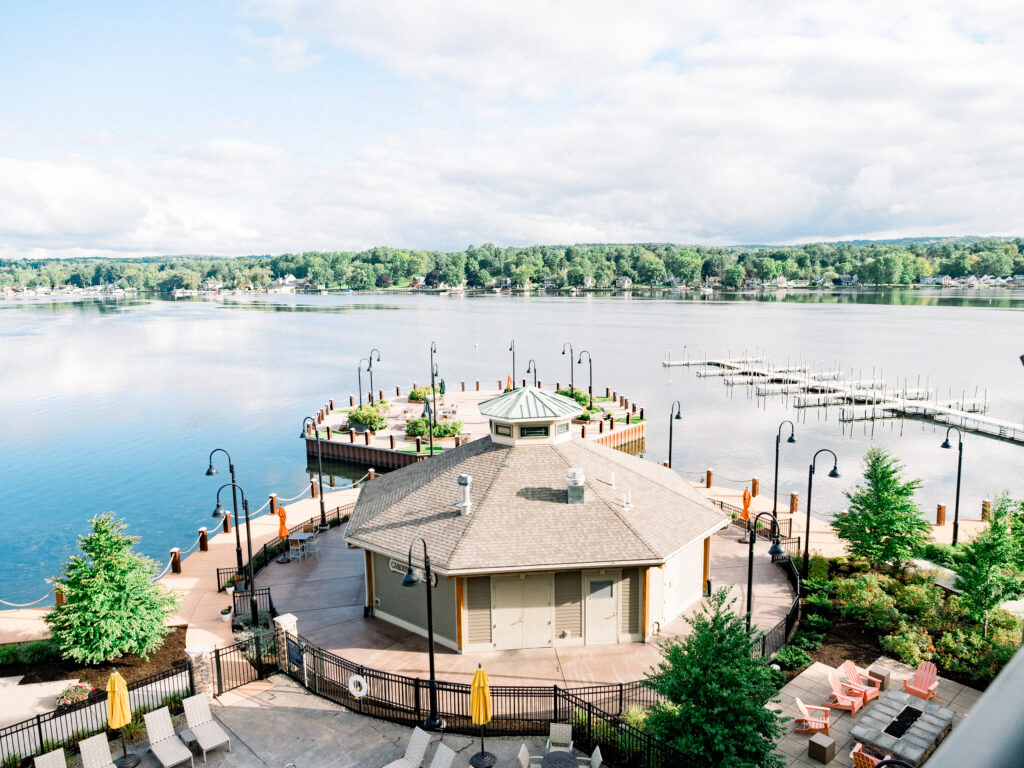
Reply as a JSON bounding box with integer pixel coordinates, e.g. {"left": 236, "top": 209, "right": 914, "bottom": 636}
{"left": 2, "top": 289, "right": 1024, "bottom": 602}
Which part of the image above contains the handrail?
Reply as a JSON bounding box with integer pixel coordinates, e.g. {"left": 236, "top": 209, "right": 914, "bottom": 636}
{"left": 0, "top": 589, "right": 55, "bottom": 607}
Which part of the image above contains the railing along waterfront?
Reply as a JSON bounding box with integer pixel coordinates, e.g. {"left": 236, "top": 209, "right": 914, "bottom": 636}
{"left": 0, "top": 663, "right": 193, "bottom": 766}
{"left": 754, "top": 557, "right": 802, "bottom": 660}
{"left": 719, "top": 503, "right": 792, "bottom": 538}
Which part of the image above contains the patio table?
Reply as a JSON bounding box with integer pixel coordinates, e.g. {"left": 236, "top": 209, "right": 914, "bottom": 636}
{"left": 279, "top": 531, "right": 315, "bottom": 563}
{"left": 541, "top": 753, "right": 578, "bottom": 768}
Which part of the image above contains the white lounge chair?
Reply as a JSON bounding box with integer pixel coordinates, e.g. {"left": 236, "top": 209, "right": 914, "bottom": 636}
{"left": 545, "top": 723, "right": 573, "bottom": 753}
{"left": 579, "top": 745, "right": 603, "bottom": 767}
{"left": 383, "top": 726, "right": 431, "bottom": 768}
{"left": 79, "top": 734, "right": 116, "bottom": 768}
{"left": 517, "top": 743, "right": 543, "bottom": 768}
{"left": 183, "top": 694, "right": 231, "bottom": 762}
{"left": 33, "top": 748, "right": 65, "bottom": 768}
{"left": 143, "top": 707, "right": 193, "bottom": 768}
{"left": 427, "top": 743, "right": 455, "bottom": 768}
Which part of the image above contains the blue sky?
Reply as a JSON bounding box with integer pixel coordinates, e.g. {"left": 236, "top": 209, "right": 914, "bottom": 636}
{"left": 2, "top": 1, "right": 1023, "bottom": 258}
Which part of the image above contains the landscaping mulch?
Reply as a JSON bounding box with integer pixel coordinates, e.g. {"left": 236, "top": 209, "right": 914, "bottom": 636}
{"left": 0, "top": 626, "right": 187, "bottom": 689}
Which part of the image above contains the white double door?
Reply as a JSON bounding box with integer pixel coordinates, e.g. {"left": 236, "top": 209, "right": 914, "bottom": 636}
{"left": 491, "top": 574, "right": 553, "bottom": 650}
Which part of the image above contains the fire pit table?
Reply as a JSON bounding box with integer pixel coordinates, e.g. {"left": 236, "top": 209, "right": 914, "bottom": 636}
{"left": 849, "top": 690, "right": 955, "bottom": 766}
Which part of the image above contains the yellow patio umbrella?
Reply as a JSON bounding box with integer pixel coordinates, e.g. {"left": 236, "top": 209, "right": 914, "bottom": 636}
{"left": 469, "top": 664, "right": 495, "bottom": 768}
{"left": 277, "top": 503, "right": 289, "bottom": 539}
{"left": 107, "top": 668, "right": 140, "bottom": 767}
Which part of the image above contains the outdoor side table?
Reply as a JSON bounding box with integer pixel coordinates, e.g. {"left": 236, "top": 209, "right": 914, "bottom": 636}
{"left": 808, "top": 733, "right": 835, "bottom": 764}
{"left": 867, "top": 664, "right": 892, "bottom": 691}
{"left": 541, "top": 752, "right": 579, "bottom": 768}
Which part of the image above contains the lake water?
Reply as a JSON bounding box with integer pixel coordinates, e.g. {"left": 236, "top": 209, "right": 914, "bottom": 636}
{"left": 2, "top": 288, "right": 1024, "bottom": 602}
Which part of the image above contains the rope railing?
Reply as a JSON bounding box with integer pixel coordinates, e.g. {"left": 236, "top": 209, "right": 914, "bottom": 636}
{"left": 277, "top": 486, "right": 311, "bottom": 503}
{"left": 715, "top": 473, "right": 755, "bottom": 484}
{"left": 152, "top": 557, "right": 174, "bottom": 582}
{"left": 0, "top": 588, "right": 55, "bottom": 608}
{"left": 179, "top": 533, "right": 204, "bottom": 557}
{"left": 248, "top": 498, "right": 272, "bottom": 518}
{"left": 352, "top": 473, "right": 370, "bottom": 487}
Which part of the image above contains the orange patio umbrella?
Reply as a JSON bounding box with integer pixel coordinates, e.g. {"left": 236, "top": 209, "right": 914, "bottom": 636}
{"left": 277, "top": 504, "right": 288, "bottom": 539}
{"left": 506, "top": 374, "right": 513, "bottom": 391}
{"left": 741, "top": 487, "right": 752, "bottom": 521}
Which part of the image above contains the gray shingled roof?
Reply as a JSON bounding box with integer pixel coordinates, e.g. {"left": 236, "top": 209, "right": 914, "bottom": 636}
{"left": 477, "top": 386, "right": 583, "bottom": 421}
{"left": 345, "top": 436, "right": 728, "bottom": 573}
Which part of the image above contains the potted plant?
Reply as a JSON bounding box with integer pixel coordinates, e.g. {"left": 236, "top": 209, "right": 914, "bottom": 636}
{"left": 56, "top": 682, "right": 94, "bottom": 709}
{"left": 220, "top": 607, "right": 232, "bottom": 623}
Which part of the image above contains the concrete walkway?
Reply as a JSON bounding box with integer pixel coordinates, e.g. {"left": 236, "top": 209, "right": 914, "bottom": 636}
{"left": 261, "top": 524, "right": 793, "bottom": 687}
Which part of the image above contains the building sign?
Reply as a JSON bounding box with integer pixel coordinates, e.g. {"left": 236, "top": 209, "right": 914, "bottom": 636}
{"left": 389, "top": 558, "right": 438, "bottom": 587}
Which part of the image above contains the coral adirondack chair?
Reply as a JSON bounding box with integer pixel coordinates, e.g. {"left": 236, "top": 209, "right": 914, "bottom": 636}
{"left": 904, "top": 660, "right": 939, "bottom": 701}
{"left": 825, "top": 672, "right": 863, "bottom": 717}
{"left": 842, "top": 660, "right": 880, "bottom": 704}
{"left": 850, "top": 743, "right": 892, "bottom": 767}
{"left": 794, "top": 697, "right": 830, "bottom": 736}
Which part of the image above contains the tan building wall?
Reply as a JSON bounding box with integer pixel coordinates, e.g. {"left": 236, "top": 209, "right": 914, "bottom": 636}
{"left": 371, "top": 552, "right": 458, "bottom": 650}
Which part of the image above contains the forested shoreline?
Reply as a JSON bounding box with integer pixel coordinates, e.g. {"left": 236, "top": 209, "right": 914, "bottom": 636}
{"left": 3, "top": 237, "right": 1023, "bottom": 292}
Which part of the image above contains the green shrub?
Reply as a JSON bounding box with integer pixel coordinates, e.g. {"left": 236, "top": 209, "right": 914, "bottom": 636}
{"left": 407, "top": 385, "right": 436, "bottom": 402}
{"left": 836, "top": 574, "right": 901, "bottom": 631}
{"left": 405, "top": 417, "right": 462, "bottom": 438}
{"left": 348, "top": 404, "right": 387, "bottom": 431}
{"left": 766, "top": 664, "right": 787, "bottom": 690}
{"left": 122, "top": 717, "right": 145, "bottom": 742}
{"left": 556, "top": 387, "right": 590, "bottom": 407}
{"left": 880, "top": 622, "right": 934, "bottom": 667}
{"left": 806, "top": 593, "right": 833, "bottom": 613}
{"left": 934, "top": 628, "right": 1018, "bottom": 684}
{"left": 791, "top": 630, "right": 823, "bottom": 651}
{"left": 1, "top": 752, "right": 22, "bottom": 768}
{"left": 894, "top": 583, "right": 945, "bottom": 633}
{"left": 9, "top": 639, "right": 55, "bottom": 664}
{"left": 621, "top": 705, "right": 649, "bottom": 731}
{"left": 773, "top": 645, "right": 813, "bottom": 670}
{"left": 0, "top": 645, "right": 19, "bottom": 665}
{"left": 809, "top": 556, "right": 830, "bottom": 580}
{"left": 803, "top": 613, "right": 831, "bottom": 632}
{"left": 578, "top": 412, "right": 591, "bottom": 421}
{"left": 919, "top": 543, "right": 959, "bottom": 567}
{"left": 802, "top": 577, "right": 833, "bottom": 596}
{"left": 405, "top": 417, "right": 430, "bottom": 437}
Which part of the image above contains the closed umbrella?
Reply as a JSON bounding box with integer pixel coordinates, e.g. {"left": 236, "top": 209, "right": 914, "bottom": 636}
{"left": 738, "top": 486, "right": 754, "bottom": 543}
{"left": 277, "top": 504, "right": 289, "bottom": 539}
{"left": 107, "top": 668, "right": 139, "bottom": 768}
{"left": 469, "top": 664, "right": 495, "bottom": 768}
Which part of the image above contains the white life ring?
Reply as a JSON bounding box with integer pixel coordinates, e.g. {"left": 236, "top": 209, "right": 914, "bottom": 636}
{"left": 348, "top": 673, "right": 369, "bottom": 698}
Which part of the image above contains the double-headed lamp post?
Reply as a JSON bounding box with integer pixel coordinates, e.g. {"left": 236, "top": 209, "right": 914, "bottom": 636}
{"left": 803, "top": 449, "right": 840, "bottom": 581}
{"left": 526, "top": 359, "right": 538, "bottom": 387}
{"left": 358, "top": 357, "right": 370, "bottom": 406}
{"left": 577, "top": 350, "right": 593, "bottom": 408}
{"left": 773, "top": 421, "right": 796, "bottom": 518}
{"left": 205, "top": 448, "right": 243, "bottom": 573}
{"left": 508, "top": 339, "right": 516, "bottom": 387}
{"left": 561, "top": 342, "right": 574, "bottom": 395}
{"left": 401, "top": 537, "right": 443, "bottom": 730}
{"left": 668, "top": 400, "right": 682, "bottom": 468}
{"left": 211, "top": 482, "right": 258, "bottom": 626}
{"left": 941, "top": 426, "right": 964, "bottom": 546}
{"left": 746, "top": 511, "right": 789, "bottom": 631}
{"left": 367, "top": 348, "right": 381, "bottom": 396}
{"left": 301, "top": 416, "right": 328, "bottom": 529}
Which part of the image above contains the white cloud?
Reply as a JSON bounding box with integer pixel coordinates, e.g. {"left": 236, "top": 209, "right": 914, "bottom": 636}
{"left": 236, "top": 28, "right": 323, "bottom": 72}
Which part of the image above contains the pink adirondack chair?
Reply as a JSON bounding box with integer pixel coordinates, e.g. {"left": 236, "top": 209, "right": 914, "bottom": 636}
{"left": 842, "top": 660, "right": 880, "bottom": 704}
{"left": 904, "top": 660, "right": 939, "bottom": 701}
{"left": 794, "top": 697, "right": 830, "bottom": 736}
{"left": 850, "top": 743, "right": 891, "bottom": 767}
{"left": 825, "top": 672, "right": 863, "bottom": 717}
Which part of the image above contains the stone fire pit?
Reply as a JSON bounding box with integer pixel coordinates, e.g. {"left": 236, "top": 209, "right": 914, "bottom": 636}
{"left": 849, "top": 690, "right": 955, "bottom": 766}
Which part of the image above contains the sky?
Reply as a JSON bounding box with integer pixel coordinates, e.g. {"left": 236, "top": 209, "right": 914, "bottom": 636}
{"left": 2, "top": 1, "right": 1024, "bottom": 259}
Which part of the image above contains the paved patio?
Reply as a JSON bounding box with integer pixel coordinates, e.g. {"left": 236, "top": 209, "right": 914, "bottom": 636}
{"left": 775, "top": 658, "right": 979, "bottom": 767}
{"left": 259, "top": 523, "right": 794, "bottom": 687}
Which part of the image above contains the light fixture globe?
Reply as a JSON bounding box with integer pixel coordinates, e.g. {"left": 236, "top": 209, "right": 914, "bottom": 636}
{"left": 401, "top": 567, "right": 422, "bottom": 587}
{"left": 768, "top": 538, "right": 787, "bottom": 559}
{"left": 828, "top": 466, "right": 840, "bottom": 479}
{"left": 941, "top": 438, "right": 952, "bottom": 449}
{"left": 205, "top": 464, "right": 217, "bottom": 476}
{"left": 211, "top": 503, "right": 227, "bottom": 519}
{"left": 674, "top": 411, "right": 681, "bottom": 420}
{"left": 786, "top": 433, "right": 796, "bottom": 444}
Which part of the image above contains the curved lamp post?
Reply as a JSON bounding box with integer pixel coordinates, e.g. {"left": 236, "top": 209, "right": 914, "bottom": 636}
{"left": 424, "top": 341, "right": 439, "bottom": 456}
{"left": 561, "top": 342, "right": 574, "bottom": 396}
{"left": 773, "top": 420, "right": 796, "bottom": 518}
{"left": 803, "top": 449, "right": 839, "bottom": 581}
{"left": 526, "top": 359, "right": 538, "bottom": 387}
{"left": 508, "top": 339, "right": 515, "bottom": 388}
{"left": 367, "top": 348, "right": 381, "bottom": 398}
{"left": 941, "top": 425, "right": 964, "bottom": 546}
{"left": 358, "top": 357, "right": 370, "bottom": 406}
{"left": 577, "top": 350, "right": 593, "bottom": 408}
{"left": 301, "top": 416, "right": 328, "bottom": 529}
{"left": 668, "top": 400, "right": 682, "bottom": 468}
{"left": 746, "top": 511, "right": 788, "bottom": 631}
{"left": 206, "top": 448, "right": 243, "bottom": 573}
{"left": 211, "top": 482, "right": 258, "bottom": 626}
{"left": 401, "top": 538, "right": 443, "bottom": 730}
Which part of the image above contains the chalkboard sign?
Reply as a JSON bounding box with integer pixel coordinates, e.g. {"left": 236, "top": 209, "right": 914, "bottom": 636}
{"left": 286, "top": 637, "right": 304, "bottom": 671}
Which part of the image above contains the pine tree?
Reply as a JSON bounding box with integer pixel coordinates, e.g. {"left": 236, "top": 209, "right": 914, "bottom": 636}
{"left": 643, "top": 589, "right": 785, "bottom": 768}
{"left": 831, "top": 446, "right": 930, "bottom": 571}
{"left": 45, "top": 514, "right": 180, "bottom": 664}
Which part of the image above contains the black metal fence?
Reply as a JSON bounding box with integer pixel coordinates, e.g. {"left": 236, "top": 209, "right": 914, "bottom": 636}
{"left": 213, "top": 630, "right": 277, "bottom": 696}
{"left": 0, "top": 663, "right": 193, "bottom": 767}
{"left": 722, "top": 506, "right": 792, "bottom": 539}
{"left": 231, "top": 587, "right": 276, "bottom": 624}
{"left": 216, "top": 503, "right": 354, "bottom": 592}
{"left": 754, "top": 557, "right": 802, "bottom": 660}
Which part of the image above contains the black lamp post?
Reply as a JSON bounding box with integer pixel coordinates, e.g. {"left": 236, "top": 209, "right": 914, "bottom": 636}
{"left": 358, "top": 357, "right": 370, "bottom": 406}
{"left": 508, "top": 339, "right": 515, "bottom": 388}
{"left": 526, "top": 359, "right": 538, "bottom": 387}
{"left": 577, "top": 350, "right": 593, "bottom": 408}
{"left": 773, "top": 420, "right": 796, "bottom": 518}
{"left": 668, "top": 400, "right": 682, "bottom": 468}
{"left": 424, "top": 341, "right": 439, "bottom": 456}
{"left": 746, "top": 511, "right": 788, "bottom": 631}
{"left": 205, "top": 448, "right": 243, "bottom": 574}
{"left": 401, "top": 537, "right": 443, "bottom": 730}
{"left": 803, "top": 449, "right": 839, "bottom": 581}
{"left": 941, "top": 425, "right": 964, "bottom": 546}
{"left": 301, "top": 416, "right": 328, "bottom": 529}
{"left": 211, "top": 482, "right": 258, "bottom": 626}
{"left": 561, "top": 342, "right": 574, "bottom": 396}
{"left": 367, "top": 348, "right": 381, "bottom": 397}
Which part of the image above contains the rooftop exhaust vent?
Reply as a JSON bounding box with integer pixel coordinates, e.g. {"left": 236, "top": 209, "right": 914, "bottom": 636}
{"left": 567, "top": 468, "right": 585, "bottom": 505}
{"left": 456, "top": 474, "right": 472, "bottom": 516}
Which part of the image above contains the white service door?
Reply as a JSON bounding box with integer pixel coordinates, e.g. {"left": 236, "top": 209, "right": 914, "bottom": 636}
{"left": 492, "top": 577, "right": 523, "bottom": 650}
{"left": 584, "top": 575, "right": 618, "bottom": 645}
{"left": 522, "top": 574, "right": 553, "bottom": 648}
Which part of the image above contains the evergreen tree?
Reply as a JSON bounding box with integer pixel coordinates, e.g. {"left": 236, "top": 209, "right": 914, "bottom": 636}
{"left": 831, "top": 447, "right": 930, "bottom": 571}
{"left": 955, "top": 494, "right": 1022, "bottom": 637}
{"left": 644, "top": 589, "right": 785, "bottom": 768}
{"left": 45, "top": 514, "right": 180, "bottom": 664}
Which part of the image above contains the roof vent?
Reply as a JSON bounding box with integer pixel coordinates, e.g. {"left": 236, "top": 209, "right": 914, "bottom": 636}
{"left": 566, "top": 468, "right": 585, "bottom": 505}
{"left": 456, "top": 474, "right": 472, "bottom": 516}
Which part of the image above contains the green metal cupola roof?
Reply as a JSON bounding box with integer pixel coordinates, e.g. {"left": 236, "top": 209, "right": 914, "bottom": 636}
{"left": 478, "top": 386, "right": 583, "bottom": 422}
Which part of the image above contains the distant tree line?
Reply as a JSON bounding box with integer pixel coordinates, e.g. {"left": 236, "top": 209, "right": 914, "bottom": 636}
{"left": 3, "top": 237, "right": 1023, "bottom": 292}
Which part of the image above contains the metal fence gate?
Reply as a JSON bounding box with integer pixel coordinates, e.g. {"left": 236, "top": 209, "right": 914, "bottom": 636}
{"left": 213, "top": 630, "right": 277, "bottom": 695}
